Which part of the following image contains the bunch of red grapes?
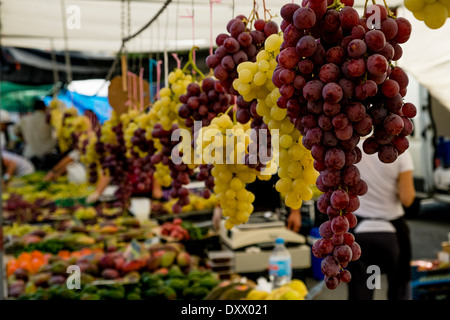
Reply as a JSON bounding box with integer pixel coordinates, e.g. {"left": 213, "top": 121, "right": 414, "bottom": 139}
{"left": 275, "top": 0, "right": 415, "bottom": 289}
{"left": 178, "top": 77, "right": 233, "bottom": 128}
{"left": 128, "top": 127, "right": 157, "bottom": 193}
{"left": 151, "top": 123, "right": 195, "bottom": 214}
{"left": 97, "top": 124, "right": 133, "bottom": 208}
{"left": 195, "top": 164, "right": 214, "bottom": 199}
{"left": 206, "top": 15, "right": 279, "bottom": 124}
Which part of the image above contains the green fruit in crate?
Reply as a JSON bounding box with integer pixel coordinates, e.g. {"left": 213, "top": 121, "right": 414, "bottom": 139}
{"left": 80, "top": 293, "right": 101, "bottom": 300}
{"left": 50, "top": 261, "right": 70, "bottom": 275}
{"left": 123, "top": 271, "right": 141, "bottom": 284}
{"left": 199, "top": 276, "right": 220, "bottom": 289}
{"left": 99, "top": 289, "right": 125, "bottom": 300}
{"left": 166, "top": 278, "right": 189, "bottom": 293}
{"left": 74, "top": 207, "right": 97, "bottom": 220}
{"left": 160, "top": 251, "right": 177, "bottom": 268}
{"left": 164, "top": 286, "right": 177, "bottom": 300}
{"left": 126, "top": 292, "right": 142, "bottom": 300}
{"left": 168, "top": 265, "right": 184, "bottom": 278}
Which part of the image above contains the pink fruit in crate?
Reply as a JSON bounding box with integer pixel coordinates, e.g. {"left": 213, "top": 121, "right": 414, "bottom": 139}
{"left": 154, "top": 268, "right": 169, "bottom": 276}
{"left": 98, "top": 254, "right": 115, "bottom": 269}
{"left": 147, "top": 255, "right": 162, "bottom": 271}
{"left": 176, "top": 252, "right": 191, "bottom": 268}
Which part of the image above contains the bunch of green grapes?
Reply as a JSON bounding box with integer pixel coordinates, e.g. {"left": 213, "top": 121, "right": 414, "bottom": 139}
{"left": 150, "top": 68, "right": 195, "bottom": 132}
{"left": 235, "top": 33, "right": 318, "bottom": 210}
{"left": 194, "top": 112, "right": 270, "bottom": 229}
{"left": 77, "top": 131, "right": 101, "bottom": 184}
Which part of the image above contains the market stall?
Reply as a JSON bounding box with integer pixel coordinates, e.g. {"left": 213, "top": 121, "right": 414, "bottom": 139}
{"left": 2, "top": 0, "right": 450, "bottom": 303}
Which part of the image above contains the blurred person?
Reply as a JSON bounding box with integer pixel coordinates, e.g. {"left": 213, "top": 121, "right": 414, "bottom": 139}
{"left": 1, "top": 109, "right": 15, "bottom": 150}
{"left": 2, "top": 150, "right": 35, "bottom": 188}
{"left": 44, "top": 110, "right": 102, "bottom": 184}
{"left": 347, "top": 139, "right": 416, "bottom": 301}
{"left": 15, "top": 99, "right": 57, "bottom": 170}
{"left": 85, "top": 172, "right": 163, "bottom": 204}
{"left": 44, "top": 148, "right": 87, "bottom": 184}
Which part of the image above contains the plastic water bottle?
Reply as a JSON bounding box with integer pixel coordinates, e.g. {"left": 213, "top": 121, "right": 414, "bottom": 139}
{"left": 268, "top": 237, "right": 292, "bottom": 289}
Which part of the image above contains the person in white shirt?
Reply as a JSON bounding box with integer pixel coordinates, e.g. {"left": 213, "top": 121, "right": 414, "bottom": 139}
{"left": 15, "top": 99, "right": 57, "bottom": 169}
{"left": 2, "top": 150, "right": 35, "bottom": 187}
{"left": 347, "top": 139, "right": 416, "bottom": 300}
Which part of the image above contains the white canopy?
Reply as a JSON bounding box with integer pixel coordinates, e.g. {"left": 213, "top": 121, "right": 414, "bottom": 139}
{"left": 1, "top": 0, "right": 450, "bottom": 110}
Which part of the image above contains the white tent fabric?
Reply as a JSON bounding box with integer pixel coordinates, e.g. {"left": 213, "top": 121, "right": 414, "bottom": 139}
{"left": 1, "top": 0, "right": 450, "bottom": 109}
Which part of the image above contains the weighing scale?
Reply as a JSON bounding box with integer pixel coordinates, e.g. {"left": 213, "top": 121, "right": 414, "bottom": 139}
{"left": 218, "top": 212, "right": 311, "bottom": 274}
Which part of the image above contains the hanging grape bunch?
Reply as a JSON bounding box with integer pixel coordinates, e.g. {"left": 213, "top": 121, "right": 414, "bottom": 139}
{"left": 205, "top": 5, "right": 282, "bottom": 177}
{"left": 275, "top": 0, "right": 416, "bottom": 289}
{"left": 404, "top": 0, "right": 450, "bottom": 29}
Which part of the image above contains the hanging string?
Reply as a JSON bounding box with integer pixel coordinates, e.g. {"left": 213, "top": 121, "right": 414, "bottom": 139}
{"left": 172, "top": 53, "right": 181, "bottom": 70}
{"left": 232, "top": 0, "right": 235, "bottom": 19}
{"left": 180, "top": 8, "right": 196, "bottom": 66}
{"left": 139, "top": 67, "right": 144, "bottom": 111}
{"left": 164, "top": 7, "right": 170, "bottom": 88}
{"left": 156, "top": 60, "right": 163, "bottom": 100}
{"left": 126, "top": 71, "right": 132, "bottom": 108}
{"left": 149, "top": 59, "right": 157, "bottom": 103}
{"left": 192, "top": 0, "right": 196, "bottom": 65}
{"left": 175, "top": 0, "right": 180, "bottom": 52}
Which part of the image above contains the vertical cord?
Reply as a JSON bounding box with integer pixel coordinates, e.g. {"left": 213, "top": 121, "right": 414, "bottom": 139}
{"left": 60, "top": 0, "right": 73, "bottom": 84}
{"left": 232, "top": 0, "right": 235, "bottom": 19}
{"left": 191, "top": 0, "right": 196, "bottom": 65}
{"left": 175, "top": 0, "right": 179, "bottom": 52}
{"left": 164, "top": 7, "right": 170, "bottom": 87}
{"left": 50, "top": 38, "right": 60, "bottom": 98}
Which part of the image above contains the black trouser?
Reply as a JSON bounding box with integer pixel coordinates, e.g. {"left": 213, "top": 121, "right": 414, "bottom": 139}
{"left": 347, "top": 216, "right": 412, "bottom": 300}
{"left": 31, "top": 152, "right": 63, "bottom": 171}
{"left": 347, "top": 232, "right": 404, "bottom": 300}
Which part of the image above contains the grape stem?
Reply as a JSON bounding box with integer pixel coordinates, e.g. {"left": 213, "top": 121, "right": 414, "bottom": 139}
{"left": 363, "top": 0, "right": 369, "bottom": 18}
{"left": 327, "top": 0, "right": 345, "bottom": 11}
{"left": 261, "top": 0, "right": 274, "bottom": 21}
{"left": 245, "top": 0, "right": 260, "bottom": 30}
{"left": 182, "top": 47, "right": 206, "bottom": 80}
{"left": 382, "top": 0, "right": 397, "bottom": 19}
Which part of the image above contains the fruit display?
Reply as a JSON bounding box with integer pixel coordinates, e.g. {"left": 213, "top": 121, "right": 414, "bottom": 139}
{"left": 404, "top": 0, "right": 450, "bottom": 29}
{"left": 246, "top": 279, "right": 309, "bottom": 300}
{"left": 151, "top": 192, "right": 218, "bottom": 217}
{"left": 4, "top": 217, "right": 157, "bottom": 255}
{"left": 203, "top": 278, "right": 257, "bottom": 300}
{"left": 4, "top": 172, "right": 94, "bottom": 203}
{"left": 158, "top": 218, "right": 213, "bottom": 242}
{"left": 7, "top": 241, "right": 219, "bottom": 300}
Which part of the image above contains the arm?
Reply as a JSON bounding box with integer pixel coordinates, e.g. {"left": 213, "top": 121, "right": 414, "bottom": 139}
{"left": 398, "top": 170, "right": 416, "bottom": 208}
{"left": 86, "top": 172, "right": 112, "bottom": 204}
{"left": 3, "top": 157, "right": 17, "bottom": 177}
{"left": 95, "top": 172, "right": 112, "bottom": 195}
{"left": 152, "top": 179, "right": 163, "bottom": 199}
{"left": 44, "top": 155, "right": 74, "bottom": 181}
{"left": 286, "top": 208, "right": 302, "bottom": 233}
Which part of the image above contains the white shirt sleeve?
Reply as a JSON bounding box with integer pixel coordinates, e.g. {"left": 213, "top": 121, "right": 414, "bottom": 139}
{"left": 398, "top": 149, "right": 414, "bottom": 173}
{"left": 68, "top": 150, "right": 80, "bottom": 161}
